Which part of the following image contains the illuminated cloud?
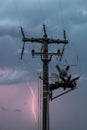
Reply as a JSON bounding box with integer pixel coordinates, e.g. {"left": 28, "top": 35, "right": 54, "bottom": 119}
{"left": 81, "top": 10, "right": 87, "bottom": 16}
{"left": 0, "top": 68, "right": 29, "bottom": 85}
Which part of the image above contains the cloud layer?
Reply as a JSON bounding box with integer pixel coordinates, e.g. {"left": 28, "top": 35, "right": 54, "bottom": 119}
{"left": 0, "top": 68, "right": 30, "bottom": 85}
{"left": 0, "top": 0, "right": 87, "bottom": 130}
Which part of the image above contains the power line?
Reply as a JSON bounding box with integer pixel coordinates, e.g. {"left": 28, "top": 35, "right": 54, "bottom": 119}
{"left": 38, "top": 0, "right": 45, "bottom": 25}
{"left": 11, "top": 0, "right": 22, "bottom": 27}
{"left": 59, "top": 0, "right": 65, "bottom": 30}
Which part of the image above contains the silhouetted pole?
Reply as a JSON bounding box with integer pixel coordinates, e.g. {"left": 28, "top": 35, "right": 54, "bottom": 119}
{"left": 21, "top": 24, "right": 68, "bottom": 130}
{"left": 42, "top": 25, "right": 49, "bottom": 130}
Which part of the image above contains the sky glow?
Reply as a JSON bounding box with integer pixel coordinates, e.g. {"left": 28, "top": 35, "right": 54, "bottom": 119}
{"left": 0, "top": 0, "right": 87, "bottom": 130}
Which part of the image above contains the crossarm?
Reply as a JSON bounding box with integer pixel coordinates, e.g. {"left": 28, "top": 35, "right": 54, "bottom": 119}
{"left": 23, "top": 37, "right": 68, "bottom": 44}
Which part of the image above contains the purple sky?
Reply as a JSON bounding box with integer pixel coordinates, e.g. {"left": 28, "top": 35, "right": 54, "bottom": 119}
{"left": 0, "top": 0, "right": 87, "bottom": 130}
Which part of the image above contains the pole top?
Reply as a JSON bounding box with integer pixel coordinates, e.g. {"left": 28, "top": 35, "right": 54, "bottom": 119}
{"left": 43, "top": 24, "right": 47, "bottom": 37}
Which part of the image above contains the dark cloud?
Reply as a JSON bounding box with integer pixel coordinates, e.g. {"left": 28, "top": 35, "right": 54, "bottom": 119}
{"left": 15, "top": 109, "right": 22, "bottom": 112}
{"left": 0, "top": 0, "right": 87, "bottom": 130}
{"left": 0, "top": 25, "right": 20, "bottom": 38}
{"left": 0, "top": 106, "right": 8, "bottom": 111}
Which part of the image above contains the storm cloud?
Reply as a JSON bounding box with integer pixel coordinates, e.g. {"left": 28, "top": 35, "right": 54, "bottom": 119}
{"left": 0, "top": 0, "right": 87, "bottom": 130}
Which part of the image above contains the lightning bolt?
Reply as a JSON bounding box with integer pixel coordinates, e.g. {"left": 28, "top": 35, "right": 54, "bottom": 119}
{"left": 29, "top": 87, "right": 37, "bottom": 122}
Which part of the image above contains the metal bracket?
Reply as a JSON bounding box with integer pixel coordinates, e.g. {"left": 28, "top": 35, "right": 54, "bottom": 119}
{"left": 51, "top": 88, "right": 75, "bottom": 101}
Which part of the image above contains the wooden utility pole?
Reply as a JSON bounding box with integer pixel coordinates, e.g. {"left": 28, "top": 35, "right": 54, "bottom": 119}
{"left": 20, "top": 24, "right": 68, "bottom": 130}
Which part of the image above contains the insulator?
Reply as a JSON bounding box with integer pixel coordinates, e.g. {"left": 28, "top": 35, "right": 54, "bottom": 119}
{"left": 63, "top": 30, "right": 66, "bottom": 40}
{"left": 43, "top": 24, "right": 47, "bottom": 37}
{"left": 20, "top": 26, "right": 25, "bottom": 38}
{"left": 32, "top": 49, "right": 35, "bottom": 56}
{"left": 57, "top": 49, "right": 61, "bottom": 56}
{"left": 21, "top": 44, "right": 25, "bottom": 60}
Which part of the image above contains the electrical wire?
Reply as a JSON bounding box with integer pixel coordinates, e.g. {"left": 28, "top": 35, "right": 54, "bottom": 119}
{"left": 10, "top": 0, "right": 22, "bottom": 27}
{"left": 67, "top": 38, "right": 79, "bottom": 67}
{"left": 59, "top": 0, "right": 65, "bottom": 30}
{"left": 37, "top": 79, "right": 39, "bottom": 130}
{"left": 37, "top": 72, "right": 43, "bottom": 130}
{"left": 38, "top": 76, "right": 40, "bottom": 130}
{"left": 38, "top": 0, "right": 45, "bottom": 25}
{"left": 40, "top": 73, "right": 42, "bottom": 130}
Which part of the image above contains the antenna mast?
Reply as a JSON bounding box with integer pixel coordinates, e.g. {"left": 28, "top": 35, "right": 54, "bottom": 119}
{"left": 20, "top": 24, "right": 69, "bottom": 130}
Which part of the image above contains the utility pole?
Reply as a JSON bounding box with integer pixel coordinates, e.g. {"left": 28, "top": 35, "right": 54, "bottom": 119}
{"left": 20, "top": 24, "right": 68, "bottom": 130}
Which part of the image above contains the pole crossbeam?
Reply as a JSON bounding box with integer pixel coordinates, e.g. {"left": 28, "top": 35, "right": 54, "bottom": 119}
{"left": 23, "top": 37, "right": 68, "bottom": 44}
{"left": 52, "top": 88, "right": 74, "bottom": 100}
{"left": 32, "top": 52, "right": 60, "bottom": 55}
